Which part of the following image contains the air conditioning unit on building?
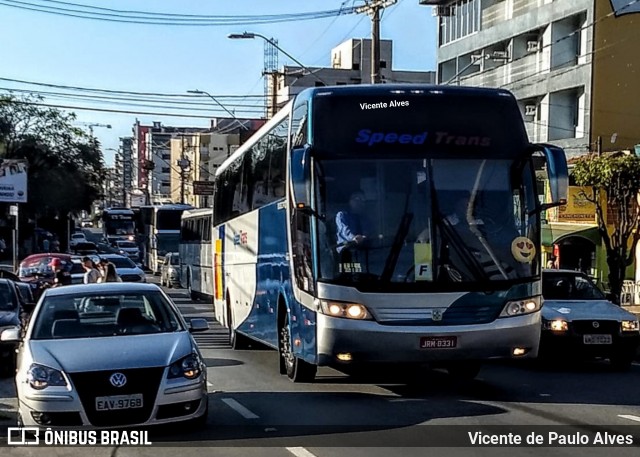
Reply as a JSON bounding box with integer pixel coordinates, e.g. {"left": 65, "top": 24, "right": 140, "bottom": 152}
{"left": 491, "top": 50, "right": 509, "bottom": 60}
{"left": 527, "top": 41, "right": 540, "bottom": 52}
{"left": 470, "top": 54, "right": 484, "bottom": 64}
{"left": 432, "top": 5, "right": 454, "bottom": 16}
{"left": 525, "top": 104, "right": 537, "bottom": 116}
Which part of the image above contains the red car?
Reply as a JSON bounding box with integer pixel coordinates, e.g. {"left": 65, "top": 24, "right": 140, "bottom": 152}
{"left": 17, "top": 254, "right": 76, "bottom": 300}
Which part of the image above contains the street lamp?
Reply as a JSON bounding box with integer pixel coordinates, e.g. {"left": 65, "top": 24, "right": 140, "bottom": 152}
{"left": 186, "top": 89, "right": 249, "bottom": 130}
{"left": 228, "top": 32, "right": 327, "bottom": 85}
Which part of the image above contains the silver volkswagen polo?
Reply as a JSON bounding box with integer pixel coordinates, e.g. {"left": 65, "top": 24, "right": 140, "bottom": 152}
{"left": 0, "top": 283, "right": 209, "bottom": 429}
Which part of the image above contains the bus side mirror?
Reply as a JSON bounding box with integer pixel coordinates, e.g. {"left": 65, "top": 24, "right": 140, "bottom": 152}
{"left": 533, "top": 144, "right": 569, "bottom": 212}
{"left": 291, "top": 146, "right": 312, "bottom": 210}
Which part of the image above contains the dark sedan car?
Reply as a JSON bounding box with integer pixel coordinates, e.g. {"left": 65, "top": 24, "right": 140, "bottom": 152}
{"left": 540, "top": 269, "right": 640, "bottom": 369}
{"left": 0, "top": 278, "right": 21, "bottom": 374}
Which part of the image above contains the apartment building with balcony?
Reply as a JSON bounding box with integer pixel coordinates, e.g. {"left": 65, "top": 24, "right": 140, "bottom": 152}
{"left": 423, "top": 0, "right": 640, "bottom": 290}
{"left": 425, "top": 0, "right": 640, "bottom": 158}
{"left": 169, "top": 132, "right": 240, "bottom": 208}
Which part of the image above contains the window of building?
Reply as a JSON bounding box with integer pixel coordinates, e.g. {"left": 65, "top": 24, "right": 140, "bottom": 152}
{"left": 161, "top": 167, "right": 170, "bottom": 173}
{"left": 379, "top": 61, "right": 387, "bottom": 69}
{"left": 161, "top": 181, "right": 170, "bottom": 187}
{"left": 315, "top": 81, "right": 326, "bottom": 87}
{"left": 162, "top": 153, "right": 171, "bottom": 160}
{"left": 439, "top": 0, "right": 480, "bottom": 46}
{"left": 352, "top": 63, "right": 360, "bottom": 71}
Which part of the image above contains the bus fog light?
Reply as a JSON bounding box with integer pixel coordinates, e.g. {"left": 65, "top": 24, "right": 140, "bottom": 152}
{"left": 512, "top": 347, "right": 528, "bottom": 356}
{"left": 336, "top": 353, "right": 352, "bottom": 361}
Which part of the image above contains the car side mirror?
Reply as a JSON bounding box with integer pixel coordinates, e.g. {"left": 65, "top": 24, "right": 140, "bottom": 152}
{"left": 189, "top": 318, "right": 209, "bottom": 333}
{"left": 0, "top": 327, "right": 21, "bottom": 343}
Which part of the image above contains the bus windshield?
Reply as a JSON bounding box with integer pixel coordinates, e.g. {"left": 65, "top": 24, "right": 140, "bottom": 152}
{"left": 155, "top": 233, "right": 180, "bottom": 256}
{"left": 315, "top": 156, "right": 539, "bottom": 290}
{"left": 156, "top": 211, "right": 183, "bottom": 230}
{"left": 105, "top": 219, "right": 135, "bottom": 236}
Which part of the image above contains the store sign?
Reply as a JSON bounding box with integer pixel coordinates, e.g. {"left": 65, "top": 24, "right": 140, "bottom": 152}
{"left": 193, "top": 180, "right": 214, "bottom": 195}
{"left": 0, "top": 159, "right": 28, "bottom": 203}
{"left": 557, "top": 187, "right": 596, "bottom": 223}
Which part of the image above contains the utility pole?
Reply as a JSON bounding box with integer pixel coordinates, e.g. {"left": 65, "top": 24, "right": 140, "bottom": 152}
{"left": 355, "top": 0, "right": 397, "bottom": 84}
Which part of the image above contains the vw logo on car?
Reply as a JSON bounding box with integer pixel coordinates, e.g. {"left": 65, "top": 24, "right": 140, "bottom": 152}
{"left": 109, "top": 372, "right": 127, "bottom": 388}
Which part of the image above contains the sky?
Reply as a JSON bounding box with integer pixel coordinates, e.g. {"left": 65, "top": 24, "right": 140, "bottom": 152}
{"left": 0, "top": 0, "right": 437, "bottom": 166}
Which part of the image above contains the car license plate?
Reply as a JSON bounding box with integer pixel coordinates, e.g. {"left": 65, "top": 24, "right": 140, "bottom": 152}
{"left": 95, "top": 394, "right": 143, "bottom": 411}
{"left": 583, "top": 334, "right": 612, "bottom": 345}
{"left": 420, "top": 336, "right": 457, "bottom": 349}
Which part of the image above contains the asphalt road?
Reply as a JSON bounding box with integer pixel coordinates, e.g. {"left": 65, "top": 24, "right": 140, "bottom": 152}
{"left": 1, "top": 274, "right": 639, "bottom": 456}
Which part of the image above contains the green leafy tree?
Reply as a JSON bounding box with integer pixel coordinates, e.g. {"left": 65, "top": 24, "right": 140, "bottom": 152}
{"left": 0, "top": 94, "right": 105, "bottom": 238}
{"left": 572, "top": 152, "right": 640, "bottom": 303}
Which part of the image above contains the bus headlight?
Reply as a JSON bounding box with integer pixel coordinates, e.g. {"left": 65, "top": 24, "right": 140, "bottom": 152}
{"left": 500, "top": 296, "right": 541, "bottom": 317}
{"left": 621, "top": 320, "right": 639, "bottom": 332}
{"left": 318, "top": 300, "right": 372, "bottom": 320}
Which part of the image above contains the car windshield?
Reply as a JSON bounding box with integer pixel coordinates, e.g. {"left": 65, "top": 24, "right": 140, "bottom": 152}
{"left": 542, "top": 273, "right": 605, "bottom": 300}
{"left": 106, "top": 257, "right": 136, "bottom": 269}
{"left": 0, "top": 282, "right": 17, "bottom": 310}
{"left": 31, "top": 291, "right": 183, "bottom": 339}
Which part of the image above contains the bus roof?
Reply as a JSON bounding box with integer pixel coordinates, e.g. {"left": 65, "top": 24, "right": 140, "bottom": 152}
{"left": 182, "top": 208, "right": 212, "bottom": 219}
{"left": 214, "top": 84, "right": 519, "bottom": 178}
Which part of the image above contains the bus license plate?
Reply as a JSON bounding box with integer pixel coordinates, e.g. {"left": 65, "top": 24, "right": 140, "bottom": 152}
{"left": 583, "top": 334, "right": 612, "bottom": 345}
{"left": 420, "top": 336, "right": 457, "bottom": 349}
{"left": 95, "top": 394, "right": 143, "bottom": 411}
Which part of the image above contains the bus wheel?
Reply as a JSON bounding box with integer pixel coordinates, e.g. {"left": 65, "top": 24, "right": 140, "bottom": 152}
{"left": 446, "top": 361, "right": 482, "bottom": 380}
{"left": 228, "top": 300, "right": 248, "bottom": 350}
{"left": 279, "top": 313, "right": 316, "bottom": 382}
{"left": 188, "top": 271, "right": 198, "bottom": 301}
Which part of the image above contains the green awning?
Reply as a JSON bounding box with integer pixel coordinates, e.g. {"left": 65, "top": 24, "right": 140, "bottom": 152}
{"left": 542, "top": 224, "right": 600, "bottom": 247}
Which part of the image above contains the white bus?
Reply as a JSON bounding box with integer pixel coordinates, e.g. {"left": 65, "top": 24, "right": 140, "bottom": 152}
{"left": 179, "top": 208, "right": 213, "bottom": 300}
{"left": 211, "top": 85, "right": 568, "bottom": 382}
{"left": 139, "top": 204, "right": 193, "bottom": 274}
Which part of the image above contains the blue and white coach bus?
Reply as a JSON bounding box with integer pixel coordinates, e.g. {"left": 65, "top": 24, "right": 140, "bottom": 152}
{"left": 212, "top": 85, "right": 568, "bottom": 382}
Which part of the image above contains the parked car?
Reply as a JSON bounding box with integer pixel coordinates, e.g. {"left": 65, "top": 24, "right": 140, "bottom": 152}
{"left": 160, "top": 252, "right": 180, "bottom": 288}
{"left": 0, "top": 278, "right": 21, "bottom": 374}
{"left": 114, "top": 240, "right": 141, "bottom": 262}
{"left": 0, "top": 282, "right": 209, "bottom": 428}
{"left": 69, "top": 232, "right": 87, "bottom": 248}
{"left": 540, "top": 269, "right": 640, "bottom": 369}
{"left": 98, "top": 254, "right": 146, "bottom": 283}
{"left": 71, "top": 242, "right": 98, "bottom": 256}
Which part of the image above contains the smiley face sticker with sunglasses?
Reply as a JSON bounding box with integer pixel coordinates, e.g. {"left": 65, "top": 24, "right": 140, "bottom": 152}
{"left": 511, "top": 237, "right": 536, "bottom": 263}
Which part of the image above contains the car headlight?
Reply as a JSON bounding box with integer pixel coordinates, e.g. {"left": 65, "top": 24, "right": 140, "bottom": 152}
{"left": 621, "top": 320, "right": 639, "bottom": 332}
{"left": 317, "top": 300, "right": 372, "bottom": 320}
{"left": 27, "top": 364, "right": 68, "bottom": 390}
{"left": 499, "top": 296, "right": 541, "bottom": 317}
{"left": 168, "top": 353, "right": 202, "bottom": 380}
{"left": 543, "top": 319, "right": 569, "bottom": 332}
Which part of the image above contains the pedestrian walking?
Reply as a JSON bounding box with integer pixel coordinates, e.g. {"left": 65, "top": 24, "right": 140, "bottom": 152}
{"left": 82, "top": 256, "right": 101, "bottom": 284}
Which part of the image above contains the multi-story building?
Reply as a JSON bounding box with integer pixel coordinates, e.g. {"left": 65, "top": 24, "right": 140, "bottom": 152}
{"left": 424, "top": 0, "right": 640, "bottom": 157}
{"left": 423, "top": 0, "right": 640, "bottom": 290}
{"left": 169, "top": 132, "right": 240, "bottom": 208}
{"left": 268, "top": 38, "right": 435, "bottom": 115}
{"left": 118, "top": 136, "right": 134, "bottom": 205}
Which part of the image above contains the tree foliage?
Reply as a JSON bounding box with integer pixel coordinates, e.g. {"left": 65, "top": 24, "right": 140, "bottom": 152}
{"left": 572, "top": 152, "right": 640, "bottom": 303}
{"left": 0, "top": 94, "right": 105, "bottom": 219}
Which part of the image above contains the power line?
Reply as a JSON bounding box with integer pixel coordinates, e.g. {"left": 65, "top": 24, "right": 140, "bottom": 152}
{"left": 0, "top": 0, "right": 358, "bottom": 26}
{"left": 0, "top": 75, "right": 267, "bottom": 98}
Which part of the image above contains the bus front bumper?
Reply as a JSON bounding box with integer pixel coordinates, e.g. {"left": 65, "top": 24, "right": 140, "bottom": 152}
{"left": 316, "top": 312, "right": 541, "bottom": 366}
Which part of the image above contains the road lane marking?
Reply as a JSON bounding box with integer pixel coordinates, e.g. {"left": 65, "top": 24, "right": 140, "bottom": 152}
{"left": 286, "top": 447, "right": 319, "bottom": 457}
{"left": 221, "top": 398, "right": 259, "bottom": 419}
{"left": 618, "top": 414, "right": 640, "bottom": 423}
